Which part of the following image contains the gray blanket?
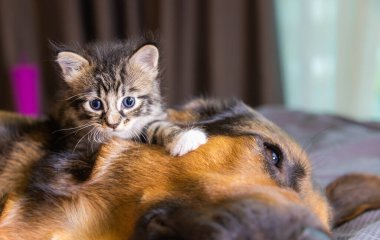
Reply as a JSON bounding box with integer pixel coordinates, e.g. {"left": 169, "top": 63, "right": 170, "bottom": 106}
{"left": 259, "top": 106, "right": 380, "bottom": 240}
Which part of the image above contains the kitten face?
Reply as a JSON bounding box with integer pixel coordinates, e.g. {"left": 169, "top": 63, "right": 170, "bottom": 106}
{"left": 56, "top": 43, "right": 163, "bottom": 142}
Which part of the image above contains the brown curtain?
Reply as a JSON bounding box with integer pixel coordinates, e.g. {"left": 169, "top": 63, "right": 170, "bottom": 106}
{"left": 0, "top": 0, "right": 282, "bottom": 113}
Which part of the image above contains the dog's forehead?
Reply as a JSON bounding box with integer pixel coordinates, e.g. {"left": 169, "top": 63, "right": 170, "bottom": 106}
{"left": 188, "top": 99, "right": 286, "bottom": 137}
{"left": 193, "top": 100, "right": 310, "bottom": 172}
{"left": 200, "top": 105, "right": 295, "bottom": 146}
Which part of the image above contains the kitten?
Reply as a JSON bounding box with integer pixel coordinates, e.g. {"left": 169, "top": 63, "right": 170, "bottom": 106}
{"left": 53, "top": 40, "right": 207, "bottom": 156}
{"left": 0, "top": 39, "right": 207, "bottom": 206}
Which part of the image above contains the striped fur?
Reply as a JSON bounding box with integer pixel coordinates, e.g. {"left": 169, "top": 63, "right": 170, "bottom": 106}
{"left": 53, "top": 39, "right": 207, "bottom": 156}
{"left": 0, "top": 39, "right": 207, "bottom": 212}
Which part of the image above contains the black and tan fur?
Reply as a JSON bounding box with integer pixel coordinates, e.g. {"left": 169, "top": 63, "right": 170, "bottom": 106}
{"left": 0, "top": 99, "right": 379, "bottom": 239}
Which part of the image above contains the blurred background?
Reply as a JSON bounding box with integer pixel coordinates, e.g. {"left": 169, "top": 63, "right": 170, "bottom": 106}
{"left": 0, "top": 0, "right": 379, "bottom": 120}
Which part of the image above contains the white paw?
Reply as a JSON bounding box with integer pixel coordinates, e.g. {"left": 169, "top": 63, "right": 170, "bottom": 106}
{"left": 168, "top": 129, "right": 207, "bottom": 156}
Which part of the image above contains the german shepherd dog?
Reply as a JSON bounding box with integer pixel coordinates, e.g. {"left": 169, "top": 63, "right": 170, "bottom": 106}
{"left": 0, "top": 99, "right": 379, "bottom": 239}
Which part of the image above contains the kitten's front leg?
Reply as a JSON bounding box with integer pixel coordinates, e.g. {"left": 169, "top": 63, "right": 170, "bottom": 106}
{"left": 167, "top": 128, "right": 208, "bottom": 156}
{"left": 146, "top": 121, "right": 207, "bottom": 156}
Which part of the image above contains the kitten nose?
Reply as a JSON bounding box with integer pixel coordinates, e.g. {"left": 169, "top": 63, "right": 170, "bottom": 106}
{"left": 106, "top": 112, "right": 121, "bottom": 130}
{"left": 106, "top": 121, "right": 120, "bottom": 130}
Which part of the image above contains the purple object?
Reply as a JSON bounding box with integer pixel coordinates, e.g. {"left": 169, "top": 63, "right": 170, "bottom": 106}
{"left": 10, "top": 63, "right": 40, "bottom": 117}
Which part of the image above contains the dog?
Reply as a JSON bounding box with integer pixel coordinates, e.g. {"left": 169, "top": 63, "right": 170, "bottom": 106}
{"left": 0, "top": 98, "right": 379, "bottom": 239}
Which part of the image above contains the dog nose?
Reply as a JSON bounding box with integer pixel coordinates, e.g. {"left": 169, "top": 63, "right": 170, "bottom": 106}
{"left": 133, "top": 199, "right": 331, "bottom": 240}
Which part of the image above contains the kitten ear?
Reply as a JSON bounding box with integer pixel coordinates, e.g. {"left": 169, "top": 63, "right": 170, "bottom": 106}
{"left": 56, "top": 52, "right": 89, "bottom": 83}
{"left": 129, "top": 44, "right": 159, "bottom": 72}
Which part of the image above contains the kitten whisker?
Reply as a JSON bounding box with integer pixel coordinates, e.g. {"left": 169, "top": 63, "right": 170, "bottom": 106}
{"left": 139, "top": 130, "right": 148, "bottom": 143}
{"left": 73, "top": 127, "right": 96, "bottom": 153}
{"left": 99, "top": 130, "right": 106, "bottom": 143}
{"left": 62, "top": 93, "right": 88, "bottom": 101}
{"left": 91, "top": 128, "right": 106, "bottom": 143}
{"left": 88, "top": 127, "right": 96, "bottom": 143}
{"left": 89, "top": 130, "right": 95, "bottom": 152}
{"left": 94, "top": 128, "right": 100, "bottom": 143}
{"left": 94, "top": 129, "right": 101, "bottom": 143}
{"left": 53, "top": 122, "right": 94, "bottom": 134}
{"left": 131, "top": 128, "right": 144, "bottom": 144}
{"left": 60, "top": 123, "right": 97, "bottom": 140}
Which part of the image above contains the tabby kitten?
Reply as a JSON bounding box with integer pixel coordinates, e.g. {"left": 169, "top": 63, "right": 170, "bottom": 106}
{"left": 54, "top": 40, "right": 207, "bottom": 156}
{"left": 0, "top": 40, "right": 207, "bottom": 210}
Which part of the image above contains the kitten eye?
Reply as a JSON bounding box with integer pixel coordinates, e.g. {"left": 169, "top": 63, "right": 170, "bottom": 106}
{"left": 264, "top": 143, "right": 283, "bottom": 168}
{"left": 122, "top": 97, "right": 135, "bottom": 108}
{"left": 90, "top": 99, "right": 103, "bottom": 110}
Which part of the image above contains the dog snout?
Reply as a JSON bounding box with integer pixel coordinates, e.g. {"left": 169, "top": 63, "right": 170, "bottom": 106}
{"left": 133, "top": 198, "right": 331, "bottom": 240}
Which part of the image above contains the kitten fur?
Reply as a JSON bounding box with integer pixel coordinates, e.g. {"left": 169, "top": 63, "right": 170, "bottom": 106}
{"left": 0, "top": 38, "right": 207, "bottom": 211}
{"left": 53, "top": 39, "right": 207, "bottom": 156}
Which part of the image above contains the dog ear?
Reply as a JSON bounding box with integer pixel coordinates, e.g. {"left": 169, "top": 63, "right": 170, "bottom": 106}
{"left": 326, "top": 173, "right": 380, "bottom": 227}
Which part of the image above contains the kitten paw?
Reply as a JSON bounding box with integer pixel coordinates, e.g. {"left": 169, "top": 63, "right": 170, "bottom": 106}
{"left": 168, "top": 129, "right": 207, "bottom": 156}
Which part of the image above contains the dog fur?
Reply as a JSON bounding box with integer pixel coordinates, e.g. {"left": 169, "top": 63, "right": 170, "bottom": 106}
{"left": 0, "top": 99, "right": 378, "bottom": 239}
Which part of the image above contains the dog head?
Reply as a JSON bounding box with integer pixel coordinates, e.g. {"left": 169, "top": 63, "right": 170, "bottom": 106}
{"left": 0, "top": 100, "right": 332, "bottom": 240}
{"left": 89, "top": 99, "right": 331, "bottom": 239}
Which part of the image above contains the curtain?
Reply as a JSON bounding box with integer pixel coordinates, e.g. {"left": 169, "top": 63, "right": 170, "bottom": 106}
{"left": 0, "top": 0, "right": 282, "bottom": 115}
{"left": 276, "top": 0, "right": 380, "bottom": 120}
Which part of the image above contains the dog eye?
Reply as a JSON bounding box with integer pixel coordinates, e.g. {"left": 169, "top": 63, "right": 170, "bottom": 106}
{"left": 264, "top": 143, "right": 283, "bottom": 168}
